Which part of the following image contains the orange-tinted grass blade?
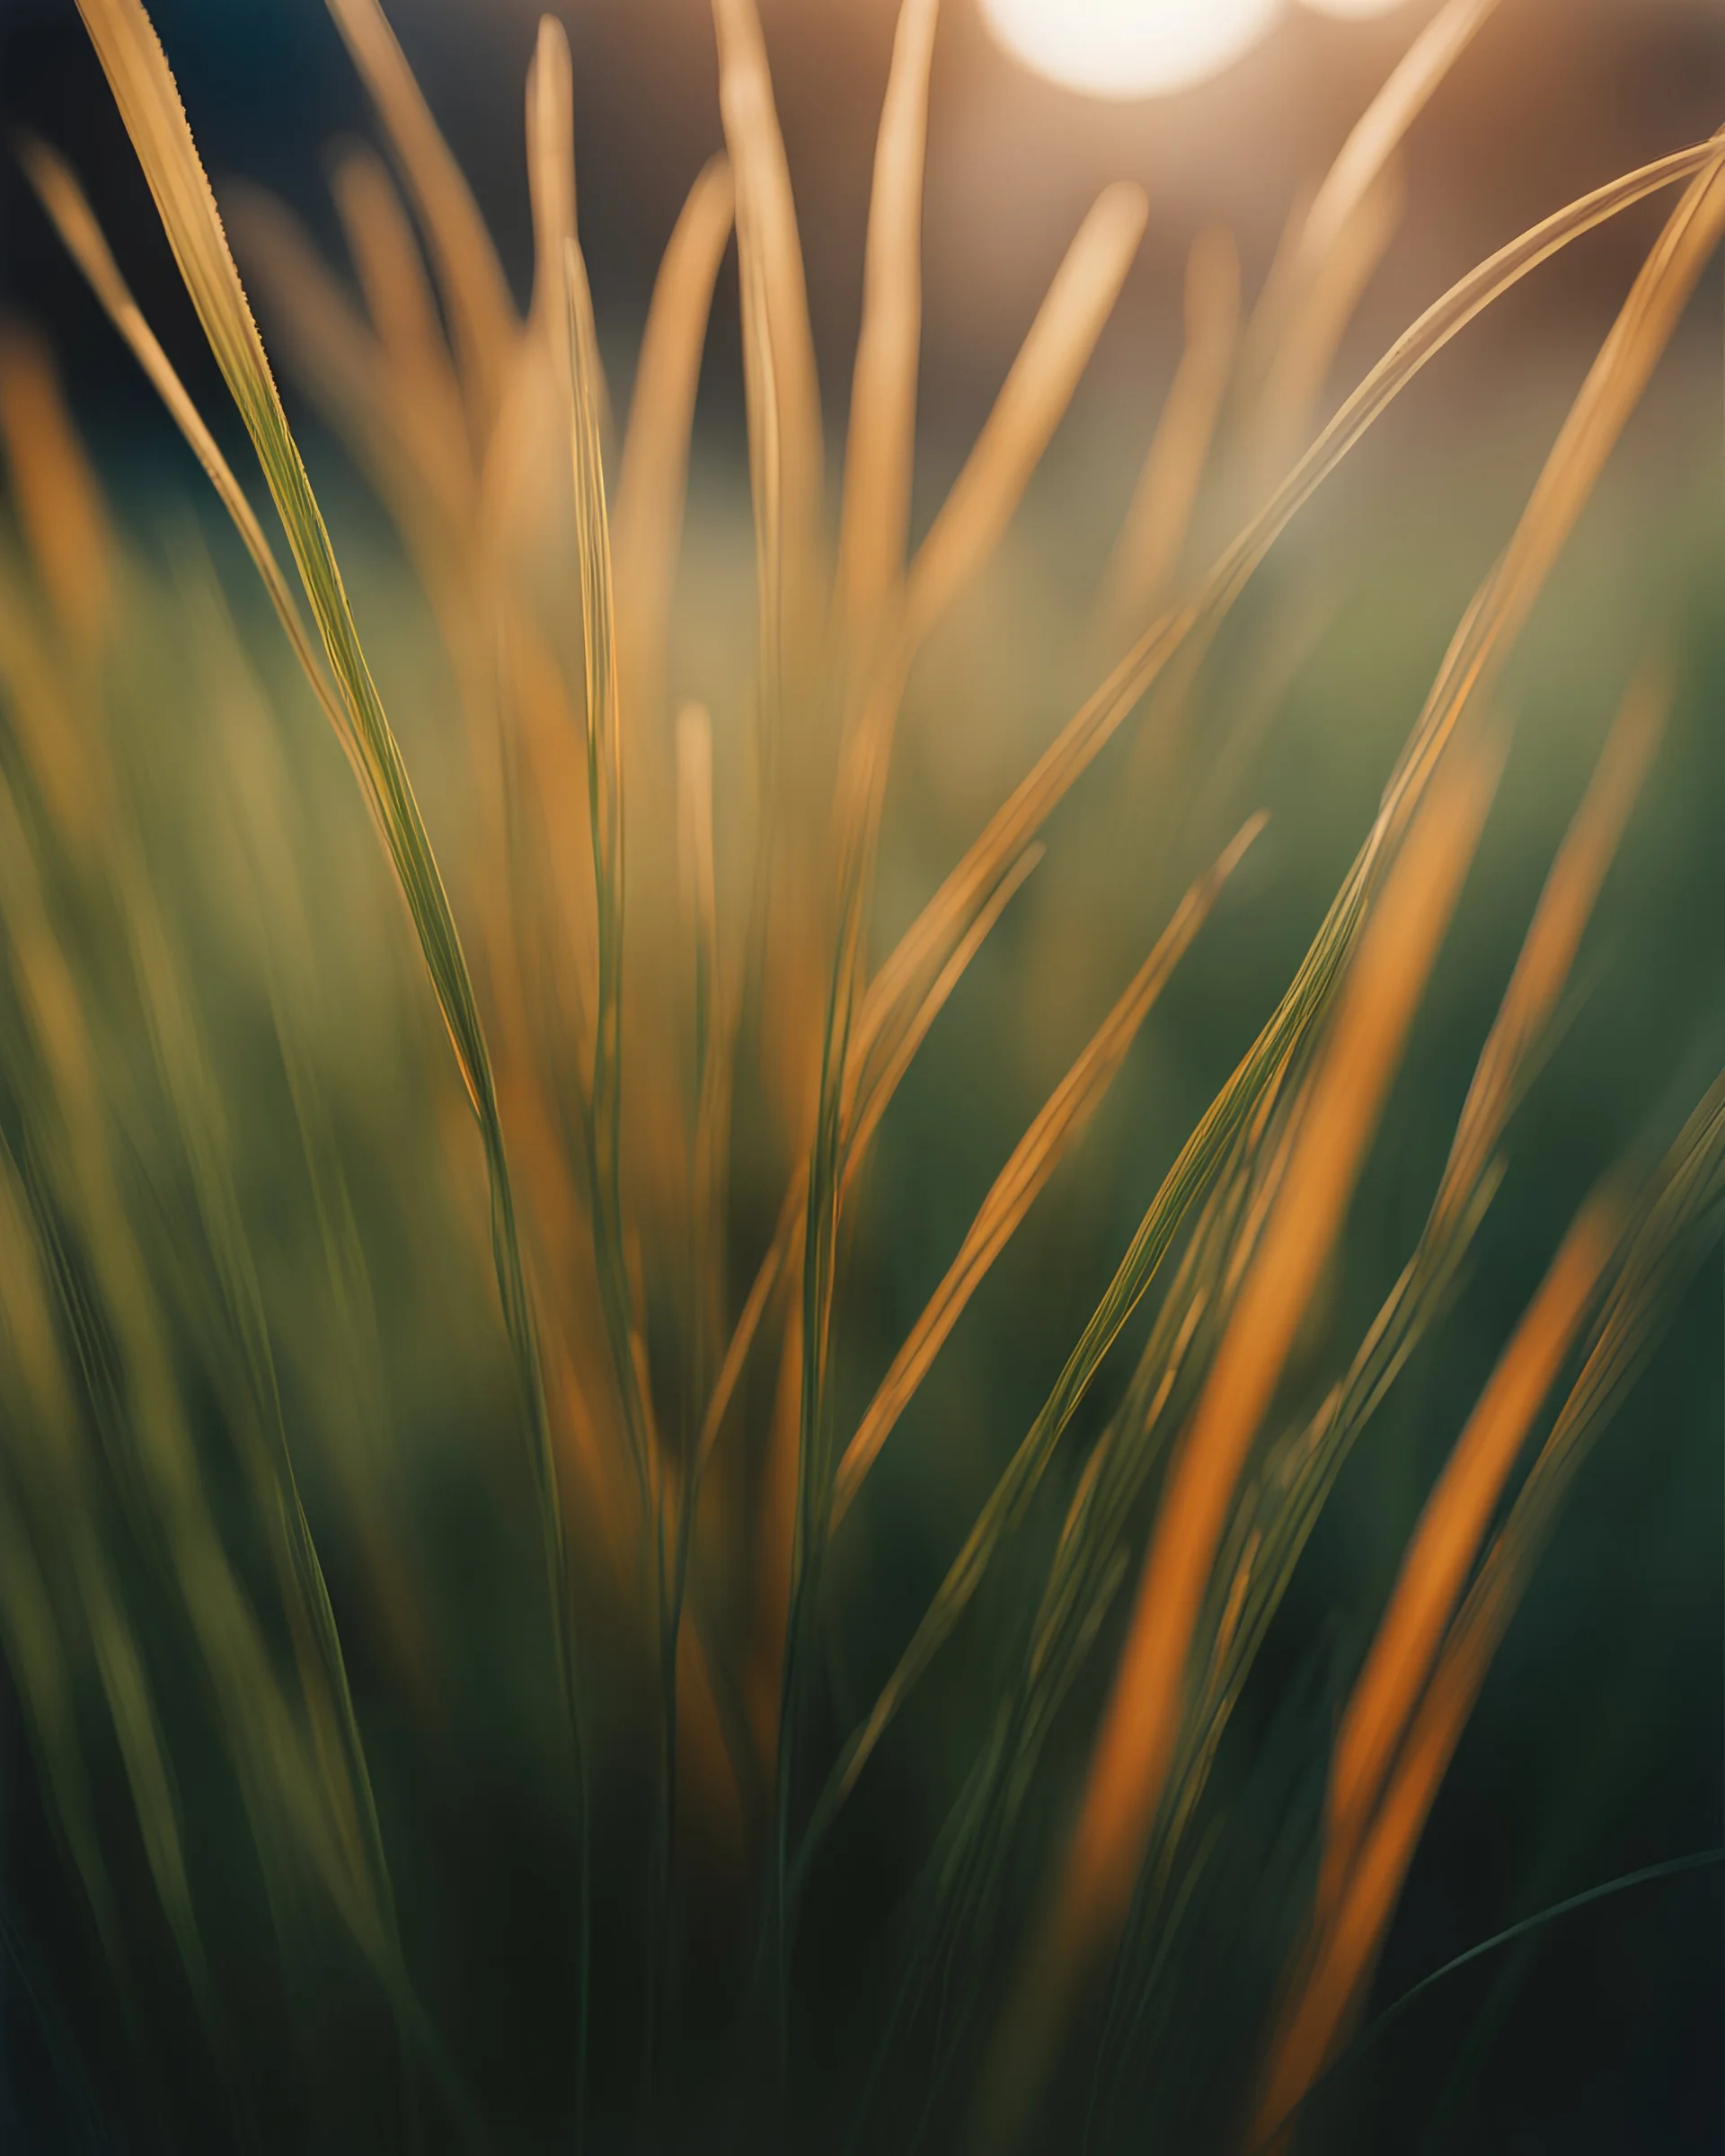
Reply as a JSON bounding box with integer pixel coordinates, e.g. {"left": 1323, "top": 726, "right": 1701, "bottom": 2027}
{"left": 1436, "top": 663, "right": 1668, "bottom": 1229}
{"left": 17, "top": 139, "right": 359, "bottom": 779}
{"left": 836, "top": 0, "right": 940, "bottom": 655}
{"left": 830, "top": 816, "right": 1264, "bottom": 1528}
{"left": 712, "top": 0, "right": 825, "bottom": 610}
{"left": 1244, "top": 163, "right": 1403, "bottom": 491}
{"left": 0, "top": 323, "right": 113, "bottom": 646}
{"left": 1320, "top": 1189, "right": 1620, "bottom": 1916}
{"left": 1304, "top": 0, "right": 1499, "bottom": 269}
{"left": 614, "top": 155, "right": 736, "bottom": 733}
{"left": 907, "top": 182, "right": 1148, "bottom": 647}
{"left": 1250, "top": 1560, "right": 1507, "bottom": 2154}
{"left": 857, "top": 133, "right": 1725, "bottom": 1082}
{"left": 324, "top": 0, "right": 518, "bottom": 441}
{"left": 526, "top": 17, "right": 576, "bottom": 343}
{"left": 693, "top": 842, "right": 1042, "bottom": 1481}
{"left": 1103, "top": 226, "right": 1240, "bottom": 631}
{"left": 565, "top": 232, "right": 659, "bottom": 1492}
{"left": 1031, "top": 725, "right": 1503, "bottom": 2075}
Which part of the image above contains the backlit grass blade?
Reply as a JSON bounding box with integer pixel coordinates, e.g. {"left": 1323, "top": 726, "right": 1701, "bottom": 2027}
{"left": 324, "top": 0, "right": 518, "bottom": 442}
{"left": 905, "top": 182, "right": 1149, "bottom": 647}
{"left": 694, "top": 841, "right": 1042, "bottom": 1480}
{"left": 67, "top": 0, "right": 576, "bottom": 1865}
{"left": 564, "top": 232, "right": 657, "bottom": 1498}
{"left": 712, "top": 0, "right": 826, "bottom": 622}
{"left": 0, "top": 324, "right": 113, "bottom": 649}
{"left": 614, "top": 157, "right": 736, "bottom": 734}
{"left": 835, "top": 0, "right": 940, "bottom": 658}
{"left": 18, "top": 141, "right": 358, "bottom": 772}
{"left": 1104, "top": 228, "right": 1240, "bottom": 632}
{"left": 856, "top": 133, "right": 1725, "bottom": 1080}
{"left": 831, "top": 816, "right": 1263, "bottom": 1529}
{"left": 999, "top": 727, "right": 1502, "bottom": 2100}
{"left": 1318, "top": 1189, "right": 1620, "bottom": 1922}
{"left": 1250, "top": 1069, "right": 1725, "bottom": 2145}
{"left": 1304, "top": 0, "right": 1498, "bottom": 267}
{"left": 1184, "top": 663, "right": 1667, "bottom": 1782}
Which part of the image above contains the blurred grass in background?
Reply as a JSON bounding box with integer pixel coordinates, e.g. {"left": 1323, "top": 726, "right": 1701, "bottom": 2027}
{"left": 0, "top": 2, "right": 1721, "bottom": 2151}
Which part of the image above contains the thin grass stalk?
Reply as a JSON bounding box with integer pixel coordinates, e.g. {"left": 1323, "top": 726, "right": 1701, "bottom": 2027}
{"left": 831, "top": 815, "right": 1264, "bottom": 1529}
{"left": 1161, "top": 662, "right": 1668, "bottom": 1882}
{"left": 614, "top": 157, "right": 737, "bottom": 736}
{"left": 978, "top": 723, "right": 1503, "bottom": 2143}
{"left": 17, "top": 143, "right": 361, "bottom": 777}
{"left": 1319, "top": 1190, "right": 1620, "bottom": 1920}
{"left": 854, "top": 133, "right": 1725, "bottom": 1082}
{"left": 835, "top": 0, "right": 940, "bottom": 662}
{"left": 905, "top": 183, "right": 1149, "bottom": 646}
{"left": 1251, "top": 1070, "right": 1725, "bottom": 2148}
{"left": 1103, "top": 227, "right": 1240, "bottom": 632}
{"left": 323, "top": 0, "right": 517, "bottom": 441}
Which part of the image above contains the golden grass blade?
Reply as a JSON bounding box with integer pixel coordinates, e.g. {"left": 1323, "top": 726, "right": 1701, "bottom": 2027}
{"left": 614, "top": 155, "right": 736, "bottom": 732}
{"left": 226, "top": 188, "right": 463, "bottom": 560}
{"left": 1319, "top": 1189, "right": 1618, "bottom": 1920}
{"left": 331, "top": 145, "right": 473, "bottom": 519}
{"left": 712, "top": 0, "right": 825, "bottom": 603}
{"left": 826, "top": 154, "right": 1725, "bottom": 1853}
{"left": 1103, "top": 227, "right": 1239, "bottom": 632}
{"left": 1304, "top": 0, "right": 1498, "bottom": 268}
{"left": 856, "top": 133, "right": 1725, "bottom": 1079}
{"left": 526, "top": 17, "right": 576, "bottom": 342}
{"left": 1247, "top": 1123, "right": 1725, "bottom": 2152}
{"left": 0, "top": 556, "right": 99, "bottom": 859}
{"left": 1249, "top": 1568, "right": 1503, "bottom": 2154}
{"left": 1234, "top": 0, "right": 1496, "bottom": 437}
{"left": 1045, "top": 726, "right": 1499, "bottom": 2010}
{"left": 1249, "top": 1069, "right": 1725, "bottom": 2151}
{"left": 831, "top": 816, "right": 1264, "bottom": 1528}
{"left": 1243, "top": 163, "right": 1403, "bottom": 491}
{"left": 835, "top": 0, "right": 940, "bottom": 655}
{"left": 845, "top": 842, "right": 1045, "bottom": 1169}
{"left": 906, "top": 182, "right": 1148, "bottom": 647}
{"left": 678, "top": 702, "right": 731, "bottom": 1413}
{"left": 324, "top": 0, "right": 518, "bottom": 441}
{"left": 332, "top": 144, "right": 453, "bottom": 383}
{"left": 17, "top": 139, "right": 357, "bottom": 768}
{"left": 1435, "top": 663, "right": 1668, "bottom": 1228}
{"left": 566, "top": 233, "right": 657, "bottom": 1491}
{"left": 0, "top": 323, "right": 113, "bottom": 647}
{"left": 67, "top": 0, "right": 574, "bottom": 1816}
{"left": 962, "top": 732, "right": 1502, "bottom": 2150}
{"left": 693, "top": 840, "right": 1042, "bottom": 1480}
{"left": 1163, "top": 665, "right": 1668, "bottom": 1877}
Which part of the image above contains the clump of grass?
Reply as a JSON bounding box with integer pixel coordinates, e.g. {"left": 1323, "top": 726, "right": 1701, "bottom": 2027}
{"left": 2, "top": 0, "right": 1722, "bottom": 2146}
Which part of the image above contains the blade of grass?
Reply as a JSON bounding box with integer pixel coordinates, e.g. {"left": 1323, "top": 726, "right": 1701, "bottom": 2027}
{"left": 614, "top": 156, "right": 736, "bottom": 735}
{"left": 1103, "top": 226, "right": 1240, "bottom": 632}
{"left": 978, "top": 722, "right": 1503, "bottom": 2140}
{"left": 1319, "top": 1189, "right": 1621, "bottom": 1920}
{"left": 855, "top": 132, "right": 1725, "bottom": 1086}
{"left": 835, "top": 0, "right": 940, "bottom": 658}
{"left": 905, "top": 183, "right": 1148, "bottom": 647}
{"left": 323, "top": 0, "right": 517, "bottom": 441}
{"left": 831, "top": 815, "right": 1264, "bottom": 1529}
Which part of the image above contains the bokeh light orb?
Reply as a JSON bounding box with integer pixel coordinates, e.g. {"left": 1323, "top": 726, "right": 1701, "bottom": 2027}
{"left": 978, "top": 0, "right": 1287, "bottom": 101}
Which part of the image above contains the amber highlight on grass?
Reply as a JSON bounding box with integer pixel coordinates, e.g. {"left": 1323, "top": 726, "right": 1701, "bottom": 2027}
{"left": 11, "top": 0, "right": 1725, "bottom": 2143}
{"left": 986, "top": 726, "right": 1503, "bottom": 2128}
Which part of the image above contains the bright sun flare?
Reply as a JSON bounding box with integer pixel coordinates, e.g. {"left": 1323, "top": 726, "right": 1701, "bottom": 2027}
{"left": 978, "top": 0, "right": 1287, "bottom": 100}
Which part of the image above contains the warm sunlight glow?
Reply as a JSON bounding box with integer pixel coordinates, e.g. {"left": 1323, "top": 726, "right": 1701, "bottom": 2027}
{"left": 979, "top": 0, "right": 1285, "bottom": 101}
{"left": 1300, "top": 0, "right": 1412, "bottom": 17}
